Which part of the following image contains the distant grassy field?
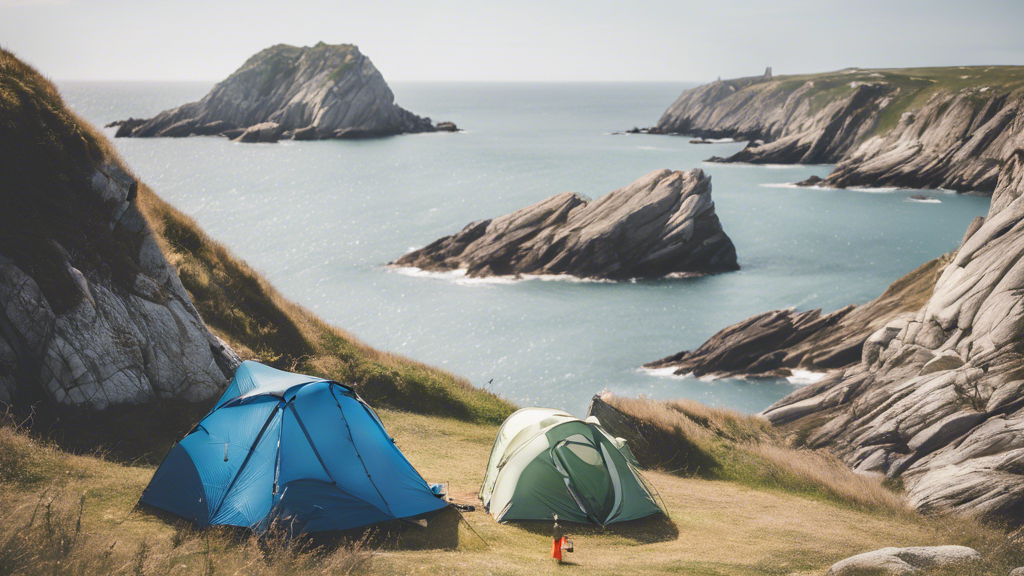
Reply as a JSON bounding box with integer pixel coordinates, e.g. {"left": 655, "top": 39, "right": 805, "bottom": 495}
{"left": 3, "top": 410, "right": 1022, "bottom": 576}
{"left": 751, "top": 65, "right": 1024, "bottom": 137}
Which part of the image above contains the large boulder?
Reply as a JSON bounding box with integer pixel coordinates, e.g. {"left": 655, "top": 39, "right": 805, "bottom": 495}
{"left": 826, "top": 546, "right": 980, "bottom": 576}
{"left": 392, "top": 169, "right": 739, "bottom": 280}
{"left": 115, "top": 42, "right": 439, "bottom": 141}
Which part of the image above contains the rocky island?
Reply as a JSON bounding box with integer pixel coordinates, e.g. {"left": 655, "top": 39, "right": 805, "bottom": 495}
{"left": 110, "top": 42, "right": 453, "bottom": 142}
{"left": 392, "top": 169, "right": 738, "bottom": 280}
{"left": 649, "top": 66, "right": 1024, "bottom": 192}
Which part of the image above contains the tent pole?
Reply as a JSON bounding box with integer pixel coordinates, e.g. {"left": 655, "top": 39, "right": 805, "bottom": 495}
{"left": 209, "top": 402, "right": 282, "bottom": 522}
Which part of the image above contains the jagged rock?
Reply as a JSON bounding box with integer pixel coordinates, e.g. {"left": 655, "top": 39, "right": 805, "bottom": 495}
{"left": 645, "top": 253, "right": 951, "bottom": 378}
{"left": 1, "top": 56, "right": 240, "bottom": 409}
{"left": 1, "top": 162, "right": 240, "bottom": 409}
{"left": 435, "top": 121, "right": 459, "bottom": 132}
{"left": 654, "top": 67, "right": 1024, "bottom": 192}
{"left": 392, "top": 169, "right": 738, "bottom": 280}
{"left": 289, "top": 125, "right": 319, "bottom": 141}
{"left": 105, "top": 118, "right": 147, "bottom": 137}
{"left": 233, "top": 121, "right": 283, "bottom": 143}
{"left": 114, "top": 42, "right": 441, "bottom": 141}
{"left": 826, "top": 546, "right": 980, "bottom": 576}
{"left": 796, "top": 175, "right": 824, "bottom": 187}
{"left": 762, "top": 148, "right": 1024, "bottom": 519}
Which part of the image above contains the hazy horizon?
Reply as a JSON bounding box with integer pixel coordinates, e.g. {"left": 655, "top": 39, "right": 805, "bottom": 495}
{"left": 4, "top": 0, "right": 1023, "bottom": 83}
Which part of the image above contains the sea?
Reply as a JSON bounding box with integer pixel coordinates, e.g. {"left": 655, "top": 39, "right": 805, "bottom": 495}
{"left": 58, "top": 81, "right": 991, "bottom": 417}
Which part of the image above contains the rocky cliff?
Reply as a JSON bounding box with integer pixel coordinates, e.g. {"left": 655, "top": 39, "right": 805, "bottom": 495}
{"left": 645, "top": 253, "right": 952, "bottom": 378}
{"left": 760, "top": 147, "right": 1024, "bottom": 519}
{"left": 392, "top": 169, "right": 738, "bottom": 280}
{"left": 0, "top": 48, "right": 239, "bottom": 410}
{"left": 654, "top": 67, "right": 1024, "bottom": 192}
{"left": 112, "top": 42, "right": 438, "bottom": 142}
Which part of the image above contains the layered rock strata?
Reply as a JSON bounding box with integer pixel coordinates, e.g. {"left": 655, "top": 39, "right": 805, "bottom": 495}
{"left": 392, "top": 169, "right": 738, "bottom": 280}
{"left": 652, "top": 67, "right": 1024, "bottom": 192}
{"left": 111, "top": 43, "right": 443, "bottom": 142}
{"left": 0, "top": 50, "right": 239, "bottom": 409}
{"left": 645, "top": 253, "right": 952, "bottom": 378}
{"left": 762, "top": 148, "right": 1024, "bottom": 519}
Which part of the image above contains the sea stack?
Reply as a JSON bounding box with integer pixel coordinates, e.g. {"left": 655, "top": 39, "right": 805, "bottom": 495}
{"left": 111, "top": 42, "right": 445, "bottom": 141}
{"left": 392, "top": 169, "right": 738, "bottom": 280}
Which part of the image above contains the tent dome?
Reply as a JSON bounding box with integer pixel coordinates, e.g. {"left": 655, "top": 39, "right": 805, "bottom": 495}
{"left": 479, "top": 407, "right": 664, "bottom": 525}
{"left": 140, "top": 361, "right": 446, "bottom": 533}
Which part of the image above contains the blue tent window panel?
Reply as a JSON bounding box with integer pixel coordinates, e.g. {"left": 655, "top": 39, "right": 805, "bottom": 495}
{"left": 139, "top": 361, "right": 446, "bottom": 533}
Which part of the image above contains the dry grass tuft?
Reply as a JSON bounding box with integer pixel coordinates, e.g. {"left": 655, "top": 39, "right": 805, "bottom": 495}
{"left": 0, "top": 486, "right": 371, "bottom": 576}
{"left": 601, "top": 395, "right": 908, "bottom": 515}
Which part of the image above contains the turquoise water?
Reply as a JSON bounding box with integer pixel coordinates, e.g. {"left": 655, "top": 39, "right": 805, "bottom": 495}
{"left": 60, "top": 81, "right": 991, "bottom": 416}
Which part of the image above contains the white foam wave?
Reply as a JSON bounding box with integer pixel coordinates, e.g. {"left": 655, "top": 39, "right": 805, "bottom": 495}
{"left": 389, "top": 266, "right": 616, "bottom": 285}
{"left": 907, "top": 197, "right": 942, "bottom": 204}
{"left": 639, "top": 366, "right": 692, "bottom": 379}
{"left": 787, "top": 370, "right": 826, "bottom": 385}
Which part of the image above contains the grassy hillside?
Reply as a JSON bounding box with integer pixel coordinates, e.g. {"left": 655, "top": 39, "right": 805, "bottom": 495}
{"left": 4, "top": 410, "right": 1024, "bottom": 576}
{"left": 759, "top": 65, "right": 1024, "bottom": 136}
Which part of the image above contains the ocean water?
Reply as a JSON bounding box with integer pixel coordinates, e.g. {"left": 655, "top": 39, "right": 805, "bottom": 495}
{"left": 59, "top": 81, "right": 991, "bottom": 417}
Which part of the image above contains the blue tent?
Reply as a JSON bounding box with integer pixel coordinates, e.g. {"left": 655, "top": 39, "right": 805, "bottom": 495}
{"left": 140, "top": 361, "right": 447, "bottom": 533}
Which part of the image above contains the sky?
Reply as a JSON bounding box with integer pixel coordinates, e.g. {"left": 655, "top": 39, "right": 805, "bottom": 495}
{"left": 2, "top": 0, "right": 1023, "bottom": 82}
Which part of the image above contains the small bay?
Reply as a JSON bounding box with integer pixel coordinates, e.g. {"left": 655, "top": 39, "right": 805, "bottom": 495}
{"left": 60, "top": 81, "right": 990, "bottom": 416}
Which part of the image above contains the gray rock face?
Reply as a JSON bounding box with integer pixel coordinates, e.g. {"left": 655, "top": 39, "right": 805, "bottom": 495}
{"left": 654, "top": 68, "right": 1024, "bottom": 192}
{"left": 0, "top": 163, "right": 240, "bottom": 409}
{"left": 645, "top": 253, "right": 951, "bottom": 378}
{"left": 116, "top": 43, "right": 435, "bottom": 141}
{"left": 763, "top": 149, "right": 1024, "bottom": 519}
{"left": 826, "top": 546, "right": 980, "bottom": 576}
{"left": 392, "top": 169, "right": 738, "bottom": 280}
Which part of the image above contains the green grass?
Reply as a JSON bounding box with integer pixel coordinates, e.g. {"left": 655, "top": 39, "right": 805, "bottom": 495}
{"left": 728, "top": 65, "right": 1024, "bottom": 138}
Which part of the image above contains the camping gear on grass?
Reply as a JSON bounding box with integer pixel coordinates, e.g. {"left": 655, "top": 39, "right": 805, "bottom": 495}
{"left": 140, "top": 361, "right": 446, "bottom": 533}
{"left": 479, "top": 408, "right": 665, "bottom": 525}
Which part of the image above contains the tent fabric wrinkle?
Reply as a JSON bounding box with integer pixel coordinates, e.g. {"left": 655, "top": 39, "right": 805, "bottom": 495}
{"left": 140, "top": 361, "right": 445, "bottom": 534}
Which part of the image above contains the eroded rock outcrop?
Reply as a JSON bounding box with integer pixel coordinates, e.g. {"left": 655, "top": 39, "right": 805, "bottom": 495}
{"left": 644, "top": 253, "right": 952, "bottom": 378}
{"left": 392, "top": 169, "right": 738, "bottom": 280}
{"left": 653, "top": 67, "right": 1024, "bottom": 192}
{"left": 0, "top": 49, "right": 239, "bottom": 410}
{"left": 111, "top": 42, "right": 442, "bottom": 141}
{"left": 762, "top": 148, "right": 1024, "bottom": 519}
{"left": 826, "top": 546, "right": 980, "bottom": 576}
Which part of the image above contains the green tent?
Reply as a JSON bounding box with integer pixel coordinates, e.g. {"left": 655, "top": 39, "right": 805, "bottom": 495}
{"left": 479, "top": 408, "right": 665, "bottom": 525}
